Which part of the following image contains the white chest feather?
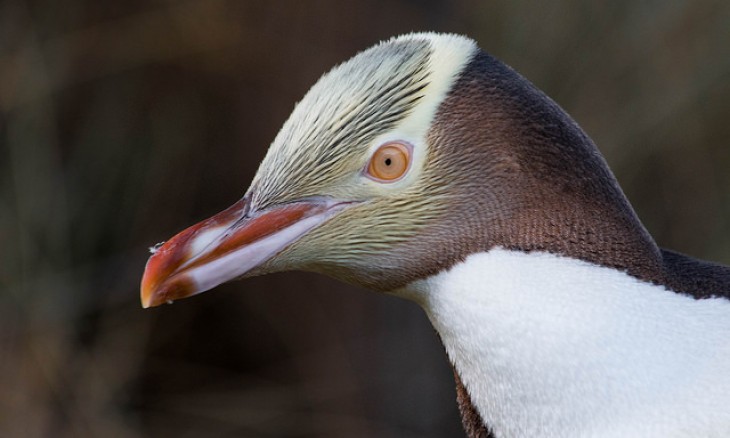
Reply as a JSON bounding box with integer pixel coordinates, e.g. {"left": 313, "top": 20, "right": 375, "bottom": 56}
{"left": 402, "top": 249, "right": 730, "bottom": 438}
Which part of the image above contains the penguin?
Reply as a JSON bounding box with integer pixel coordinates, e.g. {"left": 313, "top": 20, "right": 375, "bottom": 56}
{"left": 140, "top": 33, "right": 730, "bottom": 437}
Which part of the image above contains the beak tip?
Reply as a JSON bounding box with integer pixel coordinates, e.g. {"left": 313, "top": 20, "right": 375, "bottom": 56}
{"left": 140, "top": 275, "right": 196, "bottom": 309}
{"left": 140, "top": 265, "right": 162, "bottom": 309}
{"left": 140, "top": 293, "right": 153, "bottom": 309}
{"left": 140, "top": 283, "right": 159, "bottom": 309}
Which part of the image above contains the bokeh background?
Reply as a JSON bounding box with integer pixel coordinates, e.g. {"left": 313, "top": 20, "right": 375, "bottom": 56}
{"left": 2, "top": 1, "right": 729, "bottom": 436}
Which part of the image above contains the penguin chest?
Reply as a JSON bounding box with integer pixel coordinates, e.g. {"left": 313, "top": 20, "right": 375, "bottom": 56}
{"left": 404, "top": 248, "right": 730, "bottom": 438}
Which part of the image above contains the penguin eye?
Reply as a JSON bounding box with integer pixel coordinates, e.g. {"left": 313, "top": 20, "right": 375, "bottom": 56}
{"left": 366, "top": 142, "right": 412, "bottom": 182}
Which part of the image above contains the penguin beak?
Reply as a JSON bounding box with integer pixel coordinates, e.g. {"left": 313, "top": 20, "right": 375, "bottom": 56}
{"left": 140, "top": 196, "right": 352, "bottom": 308}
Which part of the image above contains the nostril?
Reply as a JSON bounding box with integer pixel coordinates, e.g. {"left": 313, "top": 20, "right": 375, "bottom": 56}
{"left": 242, "top": 193, "right": 253, "bottom": 218}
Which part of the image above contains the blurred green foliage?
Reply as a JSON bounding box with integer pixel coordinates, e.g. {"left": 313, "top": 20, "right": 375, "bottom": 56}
{"left": 1, "top": 1, "right": 728, "bottom": 437}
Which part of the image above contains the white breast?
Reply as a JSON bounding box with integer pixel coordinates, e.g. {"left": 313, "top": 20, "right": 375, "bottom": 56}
{"left": 402, "top": 248, "right": 730, "bottom": 438}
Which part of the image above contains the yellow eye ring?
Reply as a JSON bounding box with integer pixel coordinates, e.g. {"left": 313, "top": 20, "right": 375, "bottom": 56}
{"left": 365, "top": 142, "right": 412, "bottom": 183}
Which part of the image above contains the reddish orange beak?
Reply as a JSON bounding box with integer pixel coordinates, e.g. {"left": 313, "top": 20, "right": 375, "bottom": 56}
{"left": 140, "top": 196, "right": 351, "bottom": 308}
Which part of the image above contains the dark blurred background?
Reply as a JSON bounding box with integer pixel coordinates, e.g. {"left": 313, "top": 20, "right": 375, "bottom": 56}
{"left": 1, "top": 1, "right": 729, "bottom": 437}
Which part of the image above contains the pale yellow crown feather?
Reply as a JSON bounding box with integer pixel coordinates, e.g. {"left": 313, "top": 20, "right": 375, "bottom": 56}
{"left": 249, "top": 33, "right": 477, "bottom": 211}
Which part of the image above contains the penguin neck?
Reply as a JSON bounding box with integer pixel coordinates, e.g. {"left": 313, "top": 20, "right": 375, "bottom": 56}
{"left": 422, "top": 49, "right": 666, "bottom": 285}
{"left": 402, "top": 248, "right": 730, "bottom": 438}
{"left": 332, "top": 49, "right": 666, "bottom": 293}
